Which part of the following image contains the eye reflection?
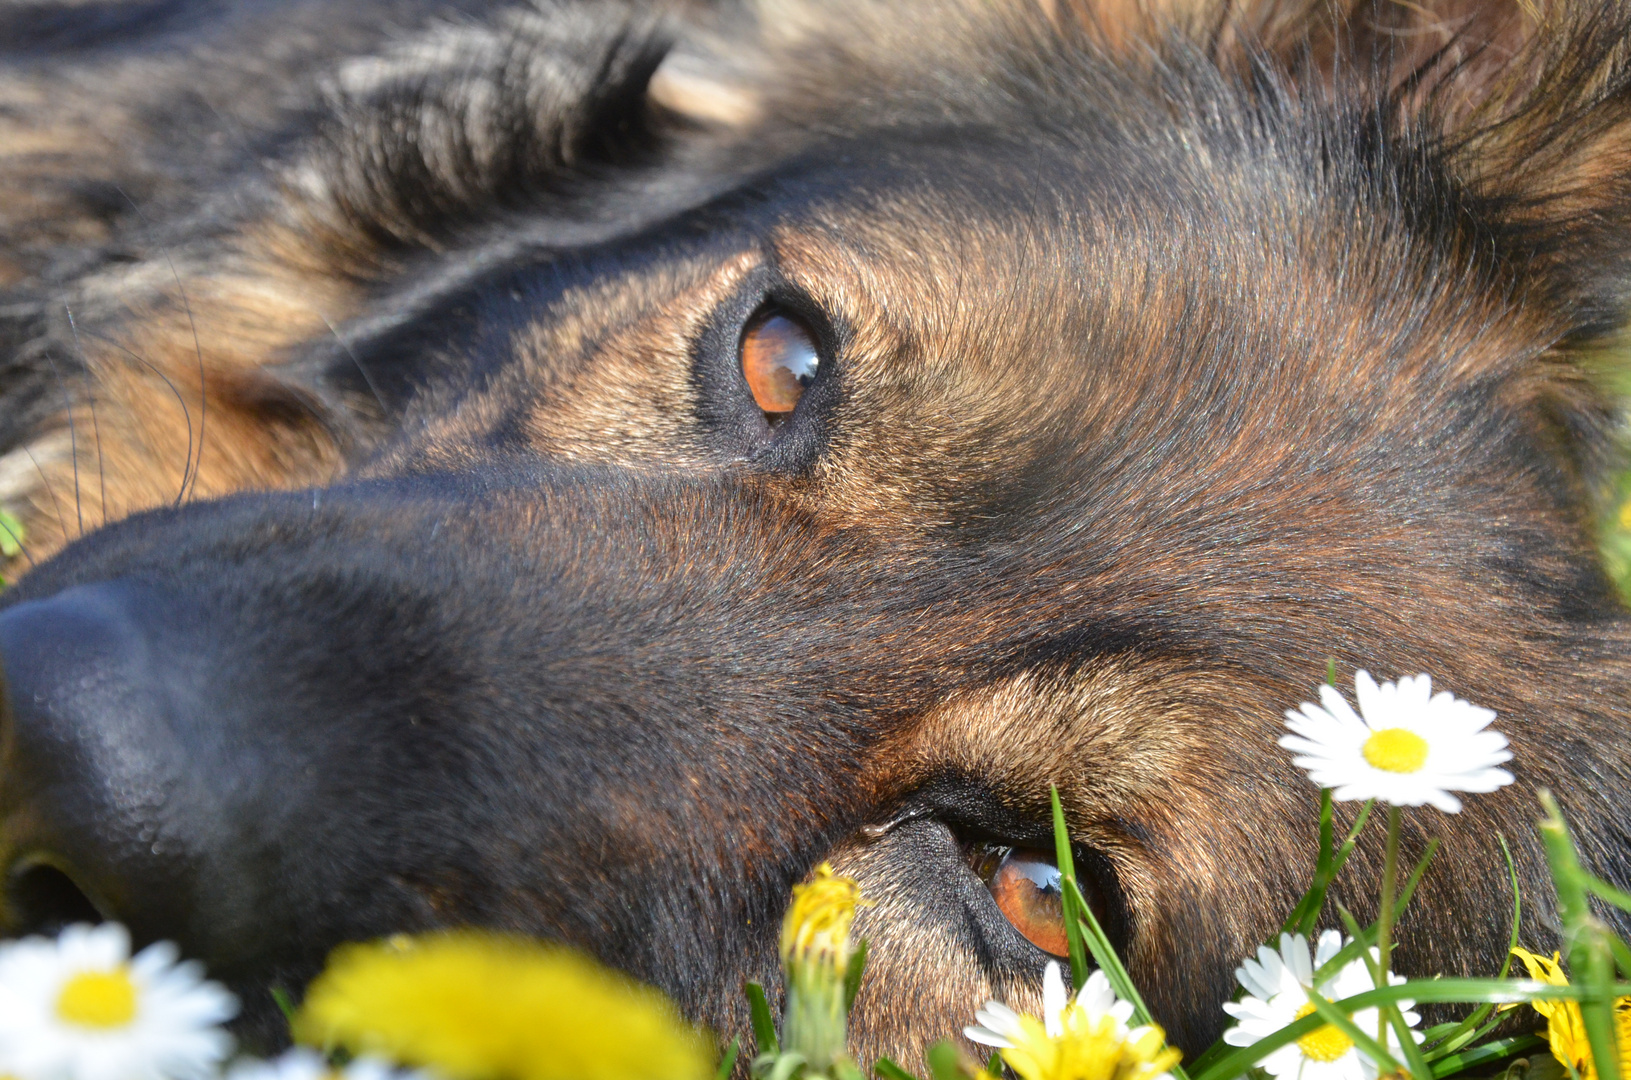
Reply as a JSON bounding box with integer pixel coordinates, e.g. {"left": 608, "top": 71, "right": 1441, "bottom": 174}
{"left": 971, "top": 845, "right": 1070, "bottom": 957}
{"left": 741, "top": 311, "right": 820, "bottom": 416}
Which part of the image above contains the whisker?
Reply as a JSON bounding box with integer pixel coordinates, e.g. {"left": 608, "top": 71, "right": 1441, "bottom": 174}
{"left": 0, "top": 511, "right": 36, "bottom": 569}
{"left": 64, "top": 307, "right": 108, "bottom": 529}
{"left": 173, "top": 269, "right": 206, "bottom": 505}
{"left": 115, "top": 185, "right": 206, "bottom": 505}
{"left": 20, "top": 443, "right": 67, "bottom": 552}
{"left": 318, "top": 310, "right": 390, "bottom": 420}
{"left": 80, "top": 329, "right": 195, "bottom": 505}
{"left": 47, "top": 330, "right": 83, "bottom": 538}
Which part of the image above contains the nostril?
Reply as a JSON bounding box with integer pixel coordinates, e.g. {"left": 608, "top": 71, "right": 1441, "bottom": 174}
{"left": 0, "top": 581, "right": 210, "bottom": 943}
{"left": 7, "top": 859, "right": 106, "bottom": 936}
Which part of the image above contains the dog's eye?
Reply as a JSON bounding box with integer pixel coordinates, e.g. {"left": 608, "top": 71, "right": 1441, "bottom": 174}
{"left": 741, "top": 311, "right": 820, "bottom": 417}
{"left": 971, "top": 845, "right": 1070, "bottom": 957}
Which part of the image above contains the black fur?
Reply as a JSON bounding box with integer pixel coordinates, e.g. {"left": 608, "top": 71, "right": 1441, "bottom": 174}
{"left": 5, "top": 0, "right": 1631, "bottom": 1061}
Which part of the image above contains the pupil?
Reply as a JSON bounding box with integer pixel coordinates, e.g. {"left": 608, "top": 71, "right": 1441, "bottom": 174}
{"left": 742, "top": 312, "right": 820, "bottom": 415}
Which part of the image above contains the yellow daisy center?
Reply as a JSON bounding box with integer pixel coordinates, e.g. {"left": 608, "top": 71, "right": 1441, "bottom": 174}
{"left": 998, "top": 1008, "right": 1182, "bottom": 1080}
{"left": 56, "top": 967, "right": 138, "bottom": 1028}
{"left": 1361, "top": 728, "right": 1429, "bottom": 773}
{"left": 1294, "top": 1001, "right": 1353, "bottom": 1063}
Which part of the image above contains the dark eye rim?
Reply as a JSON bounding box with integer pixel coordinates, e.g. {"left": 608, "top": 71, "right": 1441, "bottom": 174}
{"left": 690, "top": 266, "right": 845, "bottom": 472}
{"left": 900, "top": 778, "right": 1133, "bottom": 965}
{"left": 963, "top": 841, "right": 1124, "bottom": 961}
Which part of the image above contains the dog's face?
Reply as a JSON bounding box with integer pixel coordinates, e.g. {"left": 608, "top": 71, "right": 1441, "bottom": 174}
{"left": 4, "top": 0, "right": 1631, "bottom": 1062}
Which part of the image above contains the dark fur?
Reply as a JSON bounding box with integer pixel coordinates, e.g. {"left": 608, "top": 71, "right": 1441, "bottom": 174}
{"left": 4, "top": 0, "right": 1631, "bottom": 1063}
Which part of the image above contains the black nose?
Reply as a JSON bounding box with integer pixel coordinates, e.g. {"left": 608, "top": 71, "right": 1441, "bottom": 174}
{"left": 0, "top": 581, "right": 236, "bottom": 943}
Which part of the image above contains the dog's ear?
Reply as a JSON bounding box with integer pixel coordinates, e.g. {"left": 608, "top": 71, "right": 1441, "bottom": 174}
{"left": 298, "top": 0, "right": 679, "bottom": 268}
{"left": 0, "top": 0, "right": 689, "bottom": 566}
{"left": 1227, "top": 0, "right": 1631, "bottom": 340}
{"left": 1427, "top": 1, "right": 1631, "bottom": 337}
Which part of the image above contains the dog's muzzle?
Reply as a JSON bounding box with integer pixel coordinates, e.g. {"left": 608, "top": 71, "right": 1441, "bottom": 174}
{"left": 0, "top": 581, "right": 266, "bottom": 952}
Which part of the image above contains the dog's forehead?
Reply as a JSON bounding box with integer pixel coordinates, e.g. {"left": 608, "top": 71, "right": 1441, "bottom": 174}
{"left": 344, "top": 118, "right": 1550, "bottom": 603}
{"left": 472, "top": 130, "right": 1531, "bottom": 491}
{"left": 763, "top": 132, "right": 1505, "bottom": 359}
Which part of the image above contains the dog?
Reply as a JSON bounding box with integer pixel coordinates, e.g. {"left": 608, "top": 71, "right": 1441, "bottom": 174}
{"left": 2, "top": 0, "right": 1631, "bottom": 1063}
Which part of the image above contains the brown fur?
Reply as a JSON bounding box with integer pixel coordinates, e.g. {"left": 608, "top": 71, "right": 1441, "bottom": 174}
{"left": 8, "top": 0, "right": 1631, "bottom": 1061}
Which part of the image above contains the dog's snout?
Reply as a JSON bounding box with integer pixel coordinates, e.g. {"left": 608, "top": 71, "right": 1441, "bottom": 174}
{"left": 0, "top": 582, "right": 218, "bottom": 942}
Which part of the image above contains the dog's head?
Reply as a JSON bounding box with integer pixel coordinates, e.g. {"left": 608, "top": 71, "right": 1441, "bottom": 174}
{"left": 4, "top": 0, "right": 1631, "bottom": 1060}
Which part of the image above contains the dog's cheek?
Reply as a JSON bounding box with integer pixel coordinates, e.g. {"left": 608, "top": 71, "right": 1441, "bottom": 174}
{"left": 825, "top": 833, "right": 1034, "bottom": 1069}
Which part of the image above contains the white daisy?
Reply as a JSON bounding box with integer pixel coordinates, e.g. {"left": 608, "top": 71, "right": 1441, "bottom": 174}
{"left": 0, "top": 922, "right": 237, "bottom": 1080}
{"left": 964, "top": 962, "right": 1134, "bottom": 1048}
{"left": 1280, "top": 670, "right": 1513, "bottom": 812}
{"left": 1222, "top": 931, "right": 1421, "bottom": 1080}
{"left": 962, "top": 962, "right": 1180, "bottom": 1080}
{"left": 226, "top": 1048, "right": 433, "bottom": 1080}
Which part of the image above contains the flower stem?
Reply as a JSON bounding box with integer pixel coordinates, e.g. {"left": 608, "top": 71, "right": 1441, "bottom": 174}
{"left": 1375, "top": 804, "right": 1402, "bottom": 1041}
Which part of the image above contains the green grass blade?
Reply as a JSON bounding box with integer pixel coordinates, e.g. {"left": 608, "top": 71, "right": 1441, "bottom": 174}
{"left": 1316, "top": 904, "right": 1377, "bottom": 987}
{"left": 845, "top": 940, "right": 869, "bottom": 1014}
{"left": 746, "top": 981, "right": 781, "bottom": 1057}
{"left": 1302, "top": 991, "right": 1403, "bottom": 1077}
{"left": 1193, "top": 1007, "right": 1341, "bottom": 1080}
{"left": 768, "top": 1051, "right": 807, "bottom": 1080}
{"left": 926, "top": 1042, "right": 965, "bottom": 1080}
{"left": 1539, "top": 791, "right": 1622, "bottom": 1080}
{"left": 873, "top": 1059, "right": 921, "bottom": 1080}
{"left": 270, "top": 985, "right": 298, "bottom": 1028}
{"left": 717, "top": 1038, "right": 743, "bottom": 1080}
{"left": 1328, "top": 897, "right": 1434, "bottom": 1079}
{"left": 1607, "top": 934, "right": 1631, "bottom": 983}
{"left": 1191, "top": 981, "right": 1621, "bottom": 1080}
{"left": 1388, "top": 1002, "right": 1433, "bottom": 1080}
{"left": 1311, "top": 845, "right": 1438, "bottom": 989}
{"left": 1424, "top": 838, "right": 1523, "bottom": 1063}
{"left": 1284, "top": 789, "right": 1337, "bottom": 936}
{"left": 0, "top": 509, "right": 24, "bottom": 559}
{"left": 1287, "top": 798, "right": 1377, "bottom": 938}
{"left": 1351, "top": 977, "right": 1631, "bottom": 1005}
{"left": 1429, "top": 1034, "right": 1547, "bottom": 1078}
{"left": 1396, "top": 838, "right": 1441, "bottom": 917}
{"left": 1353, "top": 835, "right": 1440, "bottom": 1080}
{"left": 1186, "top": 1033, "right": 1235, "bottom": 1076}
{"left": 1583, "top": 873, "right": 1631, "bottom": 920}
{"left": 1051, "top": 785, "right": 1188, "bottom": 1080}
{"left": 1062, "top": 876, "right": 1153, "bottom": 1025}
{"left": 1050, "top": 786, "right": 1091, "bottom": 992}
{"left": 1425, "top": 1008, "right": 1521, "bottom": 1067}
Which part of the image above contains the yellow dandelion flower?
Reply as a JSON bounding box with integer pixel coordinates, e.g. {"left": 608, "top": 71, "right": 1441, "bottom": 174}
{"left": 1511, "top": 948, "right": 1631, "bottom": 1080}
{"left": 780, "top": 863, "right": 870, "bottom": 968}
{"left": 293, "top": 931, "right": 713, "bottom": 1080}
{"left": 777, "top": 863, "right": 873, "bottom": 1075}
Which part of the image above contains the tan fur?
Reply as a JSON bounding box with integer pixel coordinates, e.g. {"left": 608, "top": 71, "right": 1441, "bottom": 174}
{"left": 5, "top": 234, "right": 364, "bottom": 567}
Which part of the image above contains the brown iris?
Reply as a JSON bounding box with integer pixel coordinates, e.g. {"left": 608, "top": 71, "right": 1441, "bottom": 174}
{"left": 971, "top": 846, "right": 1071, "bottom": 957}
{"left": 741, "top": 311, "right": 820, "bottom": 416}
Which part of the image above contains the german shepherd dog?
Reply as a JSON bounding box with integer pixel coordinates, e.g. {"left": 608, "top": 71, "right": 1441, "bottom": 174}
{"left": 4, "top": 0, "right": 1631, "bottom": 1061}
